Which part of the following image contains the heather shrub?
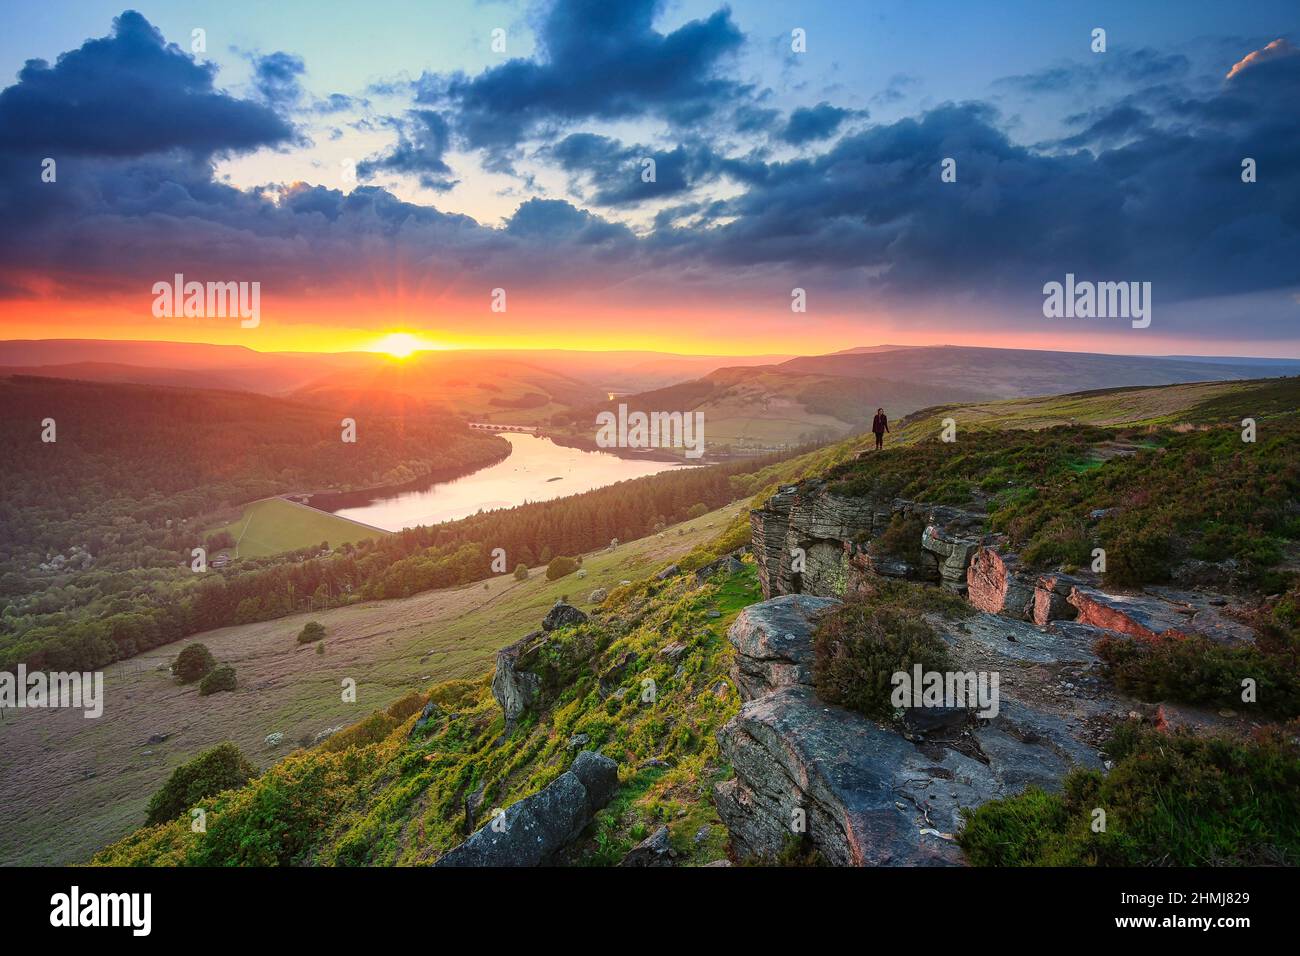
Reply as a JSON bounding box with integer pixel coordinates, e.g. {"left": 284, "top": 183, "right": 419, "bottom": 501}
{"left": 297, "top": 621, "right": 326, "bottom": 644}
{"left": 960, "top": 722, "right": 1300, "bottom": 865}
{"left": 812, "top": 595, "right": 952, "bottom": 720}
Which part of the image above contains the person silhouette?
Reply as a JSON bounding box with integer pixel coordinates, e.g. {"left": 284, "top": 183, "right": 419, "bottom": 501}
{"left": 871, "top": 407, "right": 889, "bottom": 450}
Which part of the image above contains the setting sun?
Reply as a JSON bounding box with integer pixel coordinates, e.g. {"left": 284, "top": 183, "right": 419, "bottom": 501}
{"left": 375, "top": 332, "right": 424, "bottom": 358}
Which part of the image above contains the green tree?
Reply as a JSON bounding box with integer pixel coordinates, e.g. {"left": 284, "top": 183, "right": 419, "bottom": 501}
{"left": 173, "top": 643, "right": 215, "bottom": 684}
{"left": 297, "top": 620, "right": 326, "bottom": 644}
{"left": 546, "top": 556, "right": 579, "bottom": 581}
{"left": 199, "top": 664, "right": 237, "bottom": 696}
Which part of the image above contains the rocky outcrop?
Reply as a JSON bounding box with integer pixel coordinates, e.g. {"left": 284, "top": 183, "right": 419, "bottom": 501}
{"left": 542, "top": 601, "right": 588, "bottom": 632}
{"left": 695, "top": 553, "right": 745, "bottom": 585}
{"left": 967, "top": 546, "right": 1035, "bottom": 619}
{"left": 493, "top": 602, "right": 591, "bottom": 725}
{"left": 751, "top": 481, "right": 986, "bottom": 600}
{"left": 1068, "top": 586, "right": 1254, "bottom": 647}
{"left": 751, "top": 480, "right": 885, "bottom": 599}
{"left": 726, "top": 594, "right": 841, "bottom": 699}
{"left": 1032, "top": 572, "right": 1083, "bottom": 626}
{"left": 436, "top": 750, "right": 619, "bottom": 867}
{"left": 714, "top": 593, "right": 1112, "bottom": 866}
{"left": 491, "top": 630, "right": 545, "bottom": 726}
{"left": 716, "top": 685, "right": 966, "bottom": 865}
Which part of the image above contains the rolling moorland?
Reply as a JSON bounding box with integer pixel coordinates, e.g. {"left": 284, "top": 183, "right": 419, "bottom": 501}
{"left": 85, "top": 375, "right": 1300, "bottom": 866}
{"left": 558, "top": 345, "right": 1300, "bottom": 450}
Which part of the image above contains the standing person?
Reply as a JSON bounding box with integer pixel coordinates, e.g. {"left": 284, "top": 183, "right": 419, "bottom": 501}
{"left": 871, "top": 407, "right": 889, "bottom": 450}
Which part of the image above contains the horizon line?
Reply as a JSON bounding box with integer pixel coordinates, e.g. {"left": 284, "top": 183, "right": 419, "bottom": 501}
{"left": 2, "top": 336, "right": 1299, "bottom": 363}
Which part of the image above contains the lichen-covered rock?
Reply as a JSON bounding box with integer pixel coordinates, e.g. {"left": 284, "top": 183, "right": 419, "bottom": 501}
{"left": 436, "top": 750, "right": 619, "bottom": 867}
{"left": 542, "top": 601, "right": 588, "bottom": 632}
{"left": 491, "top": 630, "right": 545, "bottom": 724}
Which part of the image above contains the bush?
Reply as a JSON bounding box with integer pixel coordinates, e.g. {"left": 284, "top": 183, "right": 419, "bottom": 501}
{"left": 546, "top": 555, "right": 579, "bottom": 581}
{"left": 959, "top": 722, "right": 1300, "bottom": 865}
{"left": 297, "top": 621, "right": 326, "bottom": 644}
{"left": 686, "top": 503, "right": 709, "bottom": 520}
{"left": 199, "top": 664, "right": 237, "bottom": 696}
{"left": 812, "top": 595, "right": 953, "bottom": 720}
{"left": 145, "top": 742, "right": 257, "bottom": 826}
{"left": 173, "top": 643, "right": 215, "bottom": 684}
{"left": 1096, "top": 633, "right": 1300, "bottom": 719}
{"left": 867, "top": 513, "right": 927, "bottom": 568}
{"left": 514, "top": 563, "right": 529, "bottom": 581}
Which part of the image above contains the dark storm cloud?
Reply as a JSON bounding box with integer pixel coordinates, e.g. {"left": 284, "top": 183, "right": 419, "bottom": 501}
{"left": 549, "top": 132, "right": 768, "bottom": 205}
{"left": 429, "top": 0, "right": 745, "bottom": 164}
{"left": 357, "top": 110, "right": 459, "bottom": 191}
{"left": 1, "top": 8, "right": 1297, "bottom": 345}
{"left": 995, "top": 47, "right": 1191, "bottom": 95}
{"left": 683, "top": 52, "right": 1300, "bottom": 317}
{"left": 0, "top": 10, "right": 294, "bottom": 157}
{"left": 778, "top": 102, "right": 862, "bottom": 145}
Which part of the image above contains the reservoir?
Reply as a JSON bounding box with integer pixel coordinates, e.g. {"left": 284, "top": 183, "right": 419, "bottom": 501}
{"left": 313, "top": 432, "right": 688, "bottom": 531}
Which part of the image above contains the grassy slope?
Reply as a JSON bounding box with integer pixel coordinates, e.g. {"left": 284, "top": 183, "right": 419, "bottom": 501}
{"left": 210, "top": 497, "right": 390, "bottom": 558}
{"left": 0, "top": 504, "right": 738, "bottom": 865}
{"left": 88, "top": 376, "right": 1297, "bottom": 866}
{"left": 889, "top": 377, "right": 1289, "bottom": 440}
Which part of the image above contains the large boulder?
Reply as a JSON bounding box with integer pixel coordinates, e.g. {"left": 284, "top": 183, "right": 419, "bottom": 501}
{"left": 727, "top": 594, "right": 841, "bottom": 698}
{"left": 436, "top": 751, "right": 618, "bottom": 867}
{"left": 715, "top": 686, "right": 970, "bottom": 866}
{"left": 1032, "top": 572, "right": 1083, "bottom": 626}
{"left": 542, "top": 602, "right": 588, "bottom": 632}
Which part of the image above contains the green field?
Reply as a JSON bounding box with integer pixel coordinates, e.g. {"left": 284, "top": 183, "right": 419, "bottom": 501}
{"left": 211, "top": 497, "right": 390, "bottom": 558}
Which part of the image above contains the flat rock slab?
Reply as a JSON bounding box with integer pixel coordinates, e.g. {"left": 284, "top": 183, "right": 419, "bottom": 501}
{"left": 716, "top": 687, "right": 977, "bottom": 866}
{"left": 932, "top": 612, "right": 1099, "bottom": 666}
{"left": 1069, "top": 586, "right": 1254, "bottom": 647}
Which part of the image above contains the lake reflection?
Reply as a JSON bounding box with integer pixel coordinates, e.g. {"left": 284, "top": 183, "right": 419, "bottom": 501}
{"left": 318, "top": 433, "right": 688, "bottom": 531}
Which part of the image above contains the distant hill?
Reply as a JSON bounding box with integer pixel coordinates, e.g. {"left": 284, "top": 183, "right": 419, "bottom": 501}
{"left": 582, "top": 345, "right": 1300, "bottom": 448}
{"left": 0, "top": 340, "right": 792, "bottom": 407}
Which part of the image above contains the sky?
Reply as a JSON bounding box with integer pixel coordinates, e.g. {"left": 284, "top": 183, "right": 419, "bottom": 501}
{"left": 0, "top": 0, "right": 1298, "bottom": 357}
